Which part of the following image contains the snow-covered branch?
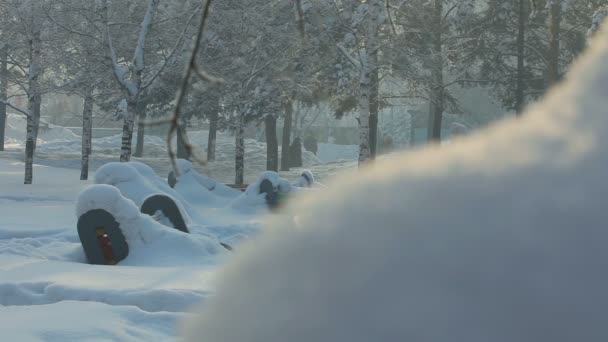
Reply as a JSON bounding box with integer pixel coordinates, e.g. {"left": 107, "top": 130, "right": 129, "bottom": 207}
{"left": 337, "top": 44, "right": 361, "bottom": 69}
{"left": 0, "top": 100, "right": 29, "bottom": 116}
{"left": 164, "top": 0, "right": 220, "bottom": 176}
{"left": 133, "top": 0, "right": 160, "bottom": 72}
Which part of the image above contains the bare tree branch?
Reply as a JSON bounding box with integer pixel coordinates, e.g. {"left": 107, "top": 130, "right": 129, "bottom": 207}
{"left": 295, "top": 0, "right": 305, "bottom": 38}
{"left": 0, "top": 100, "right": 29, "bottom": 116}
{"left": 164, "top": 0, "right": 220, "bottom": 176}
{"left": 337, "top": 44, "right": 361, "bottom": 69}
{"left": 140, "top": 4, "right": 203, "bottom": 92}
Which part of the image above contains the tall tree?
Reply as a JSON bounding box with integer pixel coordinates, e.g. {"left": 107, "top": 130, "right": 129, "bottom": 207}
{"left": 547, "top": 0, "right": 563, "bottom": 86}
{"left": 24, "top": 1, "right": 44, "bottom": 184}
{"left": 0, "top": 46, "right": 7, "bottom": 151}
{"left": 105, "top": 0, "right": 160, "bottom": 162}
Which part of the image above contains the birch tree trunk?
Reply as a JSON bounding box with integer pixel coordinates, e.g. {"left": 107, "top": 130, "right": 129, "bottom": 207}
{"left": 515, "top": 0, "right": 527, "bottom": 115}
{"left": 134, "top": 104, "right": 146, "bottom": 157}
{"left": 358, "top": 0, "right": 384, "bottom": 164}
{"left": 265, "top": 114, "right": 278, "bottom": 172}
{"left": 207, "top": 109, "right": 218, "bottom": 162}
{"left": 357, "top": 51, "right": 372, "bottom": 164}
{"left": 427, "top": 0, "right": 444, "bottom": 142}
{"left": 369, "top": 52, "right": 379, "bottom": 159}
{"left": 24, "top": 18, "right": 42, "bottom": 185}
{"left": 177, "top": 116, "right": 191, "bottom": 160}
{"left": 547, "top": 0, "right": 562, "bottom": 87}
{"left": 235, "top": 111, "right": 245, "bottom": 184}
{"left": 119, "top": 100, "right": 136, "bottom": 162}
{"left": 80, "top": 87, "right": 94, "bottom": 180}
{"left": 0, "top": 46, "right": 7, "bottom": 152}
{"left": 280, "top": 100, "right": 293, "bottom": 171}
{"left": 110, "top": 0, "right": 160, "bottom": 162}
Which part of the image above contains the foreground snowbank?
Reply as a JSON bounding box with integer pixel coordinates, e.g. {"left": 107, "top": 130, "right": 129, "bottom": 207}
{"left": 184, "top": 28, "right": 608, "bottom": 342}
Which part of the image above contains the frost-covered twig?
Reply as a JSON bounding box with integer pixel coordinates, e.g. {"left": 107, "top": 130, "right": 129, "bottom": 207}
{"left": 295, "top": 0, "right": 305, "bottom": 38}
{"left": 140, "top": 5, "right": 203, "bottom": 92}
{"left": 386, "top": 0, "right": 397, "bottom": 34}
{"left": 337, "top": 44, "right": 361, "bottom": 69}
{"left": 0, "top": 100, "right": 29, "bottom": 116}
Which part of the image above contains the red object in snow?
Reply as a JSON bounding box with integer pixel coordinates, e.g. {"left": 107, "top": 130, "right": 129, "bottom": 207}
{"left": 96, "top": 227, "right": 117, "bottom": 265}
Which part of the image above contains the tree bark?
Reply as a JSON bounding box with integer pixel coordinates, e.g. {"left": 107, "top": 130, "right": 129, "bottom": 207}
{"left": 134, "top": 104, "right": 146, "bottom": 157}
{"left": 427, "top": 0, "right": 444, "bottom": 143}
{"left": 80, "top": 87, "right": 94, "bottom": 180}
{"left": 0, "top": 46, "right": 7, "bottom": 151}
{"left": 515, "top": 0, "right": 527, "bottom": 115}
{"left": 265, "top": 114, "right": 278, "bottom": 171}
{"left": 235, "top": 111, "right": 245, "bottom": 184}
{"left": 119, "top": 100, "right": 136, "bottom": 162}
{"left": 24, "top": 18, "right": 42, "bottom": 185}
{"left": 207, "top": 107, "right": 218, "bottom": 162}
{"left": 280, "top": 100, "right": 293, "bottom": 171}
{"left": 177, "top": 117, "right": 190, "bottom": 160}
{"left": 547, "top": 0, "right": 562, "bottom": 87}
{"left": 359, "top": 0, "right": 383, "bottom": 164}
{"left": 357, "top": 53, "right": 372, "bottom": 163}
{"left": 369, "top": 55, "right": 379, "bottom": 158}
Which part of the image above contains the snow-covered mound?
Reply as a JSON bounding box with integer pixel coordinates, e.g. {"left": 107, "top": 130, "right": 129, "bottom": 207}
{"left": 292, "top": 170, "right": 316, "bottom": 188}
{"left": 231, "top": 171, "right": 294, "bottom": 210}
{"left": 184, "top": 29, "right": 608, "bottom": 342}
{"left": 4, "top": 114, "right": 79, "bottom": 145}
{"left": 174, "top": 159, "right": 242, "bottom": 203}
{"left": 76, "top": 184, "right": 226, "bottom": 266}
{"left": 94, "top": 162, "right": 200, "bottom": 224}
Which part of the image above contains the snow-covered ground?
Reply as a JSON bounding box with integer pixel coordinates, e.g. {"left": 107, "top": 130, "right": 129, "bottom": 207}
{"left": 0, "top": 157, "right": 264, "bottom": 341}
{"left": 3, "top": 113, "right": 358, "bottom": 184}
{"left": 0, "top": 115, "right": 361, "bottom": 341}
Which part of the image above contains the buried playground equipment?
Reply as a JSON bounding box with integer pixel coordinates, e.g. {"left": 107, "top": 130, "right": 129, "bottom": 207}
{"left": 77, "top": 209, "right": 129, "bottom": 265}
{"left": 140, "top": 194, "right": 189, "bottom": 233}
{"left": 140, "top": 194, "right": 233, "bottom": 251}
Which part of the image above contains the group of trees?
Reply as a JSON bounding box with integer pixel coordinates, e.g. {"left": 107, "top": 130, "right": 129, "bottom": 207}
{"left": 0, "top": 0, "right": 605, "bottom": 184}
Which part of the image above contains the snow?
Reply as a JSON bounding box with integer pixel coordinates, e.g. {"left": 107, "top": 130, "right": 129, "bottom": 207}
{"left": 292, "top": 170, "right": 316, "bottom": 188}
{"left": 316, "top": 143, "right": 358, "bottom": 162}
{"left": 0, "top": 157, "right": 259, "bottom": 341}
{"left": 183, "top": 29, "right": 608, "bottom": 342}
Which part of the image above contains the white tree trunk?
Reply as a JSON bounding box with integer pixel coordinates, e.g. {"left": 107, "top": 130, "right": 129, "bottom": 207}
{"left": 358, "top": 50, "right": 371, "bottom": 165}
{"left": 0, "top": 46, "right": 7, "bottom": 152}
{"left": 80, "top": 88, "right": 94, "bottom": 180}
{"left": 108, "top": 0, "right": 160, "bottom": 162}
{"left": 120, "top": 100, "right": 136, "bottom": 162}
{"left": 235, "top": 110, "right": 245, "bottom": 185}
{"left": 24, "top": 12, "right": 42, "bottom": 185}
{"left": 358, "top": 0, "right": 383, "bottom": 165}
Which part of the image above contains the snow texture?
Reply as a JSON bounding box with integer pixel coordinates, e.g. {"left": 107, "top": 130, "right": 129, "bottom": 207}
{"left": 94, "top": 162, "right": 197, "bottom": 224}
{"left": 184, "top": 29, "right": 608, "bottom": 342}
{"left": 76, "top": 184, "right": 226, "bottom": 267}
{"left": 174, "top": 159, "right": 242, "bottom": 200}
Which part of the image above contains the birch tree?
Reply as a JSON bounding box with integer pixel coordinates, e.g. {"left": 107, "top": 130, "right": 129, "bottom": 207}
{"left": 20, "top": 1, "right": 44, "bottom": 185}
{"left": 0, "top": 46, "right": 7, "bottom": 151}
{"left": 104, "top": 0, "right": 160, "bottom": 162}
{"left": 335, "top": 0, "right": 385, "bottom": 164}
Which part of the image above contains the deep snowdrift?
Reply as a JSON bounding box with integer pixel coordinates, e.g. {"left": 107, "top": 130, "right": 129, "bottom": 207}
{"left": 184, "top": 29, "right": 608, "bottom": 342}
